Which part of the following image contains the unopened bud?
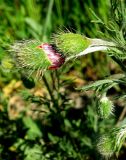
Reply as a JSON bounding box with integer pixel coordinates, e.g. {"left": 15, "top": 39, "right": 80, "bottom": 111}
{"left": 97, "top": 125, "right": 126, "bottom": 158}
{"left": 53, "top": 32, "right": 91, "bottom": 57}
{"left": 97, "top": 134, "right": 115, "bottom": 157}
{"left": 98, "top": 96, "right": 114, "bottom": 119}
{"left": 53, "top": 32, "right": 115, "bottom": 60}
{"left": 11, "top": 40, "right": 65, "bottom": 77}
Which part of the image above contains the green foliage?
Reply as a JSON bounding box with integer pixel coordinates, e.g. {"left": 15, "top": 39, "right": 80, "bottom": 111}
{"left": 22, "top": 116, "right": 42, "bottom": 140}
{"left": 0, "top": 0, "right": 126, "bottom": 160}
{"left": 91, "top": 0, "right": 126, "bottom": 60}
{"left": 77, "top": 0, "right": 126, "bottom": 158}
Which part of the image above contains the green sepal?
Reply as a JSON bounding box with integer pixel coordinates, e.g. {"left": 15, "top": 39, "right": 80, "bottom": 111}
{"left": 54, "top": 32, "right": 91, "bottom": 56}
{"left": 11, "top": 40, "right": 51, "bottom": 76}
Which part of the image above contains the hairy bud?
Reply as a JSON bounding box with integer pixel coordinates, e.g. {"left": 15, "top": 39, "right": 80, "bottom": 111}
{"left": 53, "top": 32, "right": 115, "bottom": 61}
{"left": 98, "top": 96, "right": 114, "bottom": 119}
{"left": 11, "top": 40, "right": 65, "bottom": 77}
{"left": 53, "top": 32, "right": 91, "bottom": 57}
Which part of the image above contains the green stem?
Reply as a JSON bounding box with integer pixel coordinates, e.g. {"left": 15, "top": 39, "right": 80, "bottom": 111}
{"left": 42, "top": 76, "right": 55, "bottom": 102}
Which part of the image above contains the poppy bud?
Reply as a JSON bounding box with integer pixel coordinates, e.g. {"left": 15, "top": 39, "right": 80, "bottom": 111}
{"left": 11, "top": 40, "right": 65, "bottom": 77}
{"left": 97, "top": 125, "right": 126, "bottom": 158}
{"left": 98, "top": 96, "right": 114, "bottom": 119}
{"left": 53, "top": 32, "right": 91, "bottom": 57}
{"left": 97, "top": 134, "right": 115, "bottom": 157}
{"left": 53, "top": 32, "right": 115, "bottom": 60}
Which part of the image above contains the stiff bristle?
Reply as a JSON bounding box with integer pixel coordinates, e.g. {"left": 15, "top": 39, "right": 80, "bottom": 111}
{"left": 10, "top": 40, "right": 51, "bottom": 78}
{"left": 52, "top": 31, "right": 91, "bottom": 57}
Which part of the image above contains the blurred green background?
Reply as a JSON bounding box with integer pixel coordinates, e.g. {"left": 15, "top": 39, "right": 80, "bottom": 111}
{"left": 0, "top": 0, "right": 125, "bottom": 159}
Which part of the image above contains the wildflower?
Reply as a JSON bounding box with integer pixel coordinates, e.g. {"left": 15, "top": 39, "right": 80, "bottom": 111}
{"left": 11, "top": 40, "right": 65, "bottom": 77}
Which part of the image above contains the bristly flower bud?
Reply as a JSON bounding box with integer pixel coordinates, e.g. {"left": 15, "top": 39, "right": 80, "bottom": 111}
{"left": 53, "top": 32, "right": 91, "bottom": 58}
{"left": 53, "top": 32, "right": 115, "bottom": 61}
{"left": 98, "top": 96, "right": 114, "bottom": 119}
{"left": 10, "top": 40, "right": 65, "bottom": 77}
{"left": 97, "top": 124, "right": 126, "bottom": 158}
{"left": 97, "top": 134, "right": 116, "bottom": 158}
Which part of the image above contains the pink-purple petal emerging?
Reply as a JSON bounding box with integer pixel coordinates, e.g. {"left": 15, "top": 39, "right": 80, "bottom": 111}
{"left": 38, "top": 43, "right": 65, "bottom": 70}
